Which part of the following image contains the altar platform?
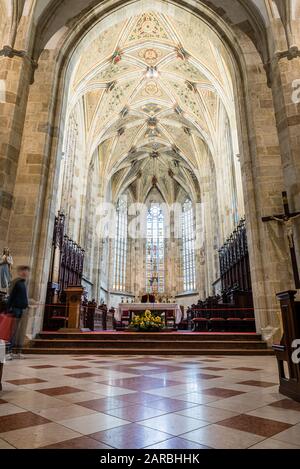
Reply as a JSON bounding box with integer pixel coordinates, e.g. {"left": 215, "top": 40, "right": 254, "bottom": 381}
{"left": 25, "top": 330, "right": 272, "bottom": 356}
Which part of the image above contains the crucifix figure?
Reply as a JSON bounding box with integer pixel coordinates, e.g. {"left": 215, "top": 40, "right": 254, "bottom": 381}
{"left": 262, "top": 192, "right": 300, "bottom": 289}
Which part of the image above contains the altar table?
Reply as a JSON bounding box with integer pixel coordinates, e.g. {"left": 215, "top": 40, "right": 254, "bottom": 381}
{"left": 115, "top": 303, "right": 185, "bottom": 325}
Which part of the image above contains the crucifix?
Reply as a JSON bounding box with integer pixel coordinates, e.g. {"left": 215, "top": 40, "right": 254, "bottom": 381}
{"left": 262, "top": 192, "right": 300, "bottom": 289}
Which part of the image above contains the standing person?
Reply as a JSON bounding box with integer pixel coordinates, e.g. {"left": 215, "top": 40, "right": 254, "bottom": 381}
{"left": 0, "top": 248, "right": 13, "bottom": 294}
{"left": 7, "top": 266, "right": 30, "bottom": 360}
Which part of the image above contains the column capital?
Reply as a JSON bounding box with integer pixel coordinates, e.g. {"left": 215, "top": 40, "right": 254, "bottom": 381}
{"left": 264, "top": 46, "right": 300, "bottom": 88}
{"left": 274, "top": 46, "right": 300, "bottom": 62}
{"left": 0, "top": 45, "right": 38, "bottom": 83}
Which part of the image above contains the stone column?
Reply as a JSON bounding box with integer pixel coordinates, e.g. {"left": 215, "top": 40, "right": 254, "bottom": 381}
{"left": 239, "top": 58, "right": 293, "bottom": 338}
{"left": 202, "top": 184, "right": 217, "bottom": 298}
{"left": 195, "top": 202, "right": 206, "bottom": 299}
{"left": 269, "top": 52, "right": 300, "bottom": 270}
{"left": 0, "top": 48, "right": 36, "bottom": 246}
{"left": 172, "top": 208, "right": 183, "bottom": 298}
{"left": 6, "top": 49, "right": 62, "bottom": 338}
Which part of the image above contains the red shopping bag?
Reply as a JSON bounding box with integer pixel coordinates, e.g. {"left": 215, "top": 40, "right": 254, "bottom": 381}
{"left": 0, "top": 313, "right": 16, "bottom": 342}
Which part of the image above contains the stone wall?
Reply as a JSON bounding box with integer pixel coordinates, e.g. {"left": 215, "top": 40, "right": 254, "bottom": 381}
{"left": 0, "top": 0, "right": 299, "bottom": 342}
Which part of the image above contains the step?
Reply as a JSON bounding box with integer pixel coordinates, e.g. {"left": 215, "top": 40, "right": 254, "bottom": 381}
{"left": 23, "top": 347, "right": 274, "bottom": 356}
{"left": 38, "top": 332, "right": 261, "bottom": 342}
{"left": 30, "top": 339, "right": 268, "bottom": 350}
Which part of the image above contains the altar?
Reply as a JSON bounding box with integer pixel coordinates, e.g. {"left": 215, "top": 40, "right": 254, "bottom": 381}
{"left": 116, "top": 303, "right": 185, "bottom": 325}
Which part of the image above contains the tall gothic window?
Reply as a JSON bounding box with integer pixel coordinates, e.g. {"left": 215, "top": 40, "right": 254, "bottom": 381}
{"left": 61, "top": 113, "right": 78, "bottom": 215}
{"left": 113, "top": 197, "right": 128, "bottom": 292}
{"left": 182, "top": 199, "right": 196, "bottom": 291}
{"left": 146, "top": 205, "right": 165, "bottom": 293}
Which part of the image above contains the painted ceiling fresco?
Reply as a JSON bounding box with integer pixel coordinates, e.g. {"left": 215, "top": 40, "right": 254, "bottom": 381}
{"left": 70, "top": 10, "right": 236, "bottom": 202}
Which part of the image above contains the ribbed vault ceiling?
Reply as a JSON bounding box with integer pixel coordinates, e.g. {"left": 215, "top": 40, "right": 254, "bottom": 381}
{"left": 69, "top": 9, "right": 237, "bottom": 202}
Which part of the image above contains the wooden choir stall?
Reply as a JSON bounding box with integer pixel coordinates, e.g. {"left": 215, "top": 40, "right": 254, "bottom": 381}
{"left": 218, "top": 218, "right": 253, "bottom": 306}
{"left": 273, "top": 291, "right": 300, "bottom": 402}
{"left": 191, "top": 218, "right": 256, "bottom": 332}
{"left": 43, "top": 212, "right": 85, "bottom": 330}
{"left": 43, "top": 212, "right": 108, "bottom": 331}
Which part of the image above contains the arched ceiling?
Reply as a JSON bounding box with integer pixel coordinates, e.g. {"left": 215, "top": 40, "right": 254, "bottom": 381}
{"left": 68, "top": 9, "right": 236, "bottom": 202}
{"left": 33, "top": 0, "right": 270, "bottom": 57}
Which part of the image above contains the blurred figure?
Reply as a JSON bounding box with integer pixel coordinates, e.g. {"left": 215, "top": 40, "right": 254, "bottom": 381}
{"left": 0, "top": 248, "right": 13, "bottom": 294}
{"left": 6, "top": 266, "right": 30, "bottom": 360}
{"left": 0, "top": 340, "right": 5, "bottom": 390}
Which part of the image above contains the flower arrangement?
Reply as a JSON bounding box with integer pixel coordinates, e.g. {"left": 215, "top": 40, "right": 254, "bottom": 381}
{"left": 130, "top": 310, "right": 164, "bottom": 332}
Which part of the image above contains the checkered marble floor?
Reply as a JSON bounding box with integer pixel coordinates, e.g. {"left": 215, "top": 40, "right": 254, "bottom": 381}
{"left": 1, "top": 354, "right": 300, "bottom": 449}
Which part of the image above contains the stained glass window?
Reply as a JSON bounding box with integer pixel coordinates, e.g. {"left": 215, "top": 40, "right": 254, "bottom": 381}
{"left": 146, "top": 205, "right": 165, "bottom": 294}
{"left": 182, "top": 199, "right": 196, "bottom": 291}
{"left": 113, "top": 197, "right": 128, "bottom": 292}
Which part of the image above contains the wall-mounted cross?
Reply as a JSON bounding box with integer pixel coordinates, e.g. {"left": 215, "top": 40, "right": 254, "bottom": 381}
{"left": 262, "top": 192, "right": 300, "bottom": 289}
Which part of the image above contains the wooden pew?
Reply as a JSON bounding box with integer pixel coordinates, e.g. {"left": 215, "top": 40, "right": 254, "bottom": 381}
{"left": 94, "top": 304, "right": 108, "bottom": 330}
{"left": 273, "top": 290, "right": 300, "bottom": 402}
{"left": 81, "top": 301, "right": 108, "bottom": 331}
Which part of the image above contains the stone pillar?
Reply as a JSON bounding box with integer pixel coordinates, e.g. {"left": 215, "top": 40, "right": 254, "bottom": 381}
{"left": 127, "top": 210, "right": 135, "bottom": 295}
{"left": 6, "top": 49, "right": 61, "bottom": 338}
{"left": 173, "top": 237, "right": 182, "bottom": 297}
{"left": 0, "top": 48, "right": 35, "bottom": 246}
{"left": 195, "top": 199, "right": 207, "bottom": 300}
{"left": 239, "top": 57, "right": 294, "bottom": 338}
{"left": 269, "top": 53, "right": 300, "bottom": 270}
{"left": 172, "top": 208, "right": 183, "bottom": 298}
{"left": 127, "top": 205, "right": 141, "bottom": 297}
{"left": 202, "top": 186, "right": 216, "bottom": 298}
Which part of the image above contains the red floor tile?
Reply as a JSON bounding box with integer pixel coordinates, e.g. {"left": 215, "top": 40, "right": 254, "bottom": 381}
{"left": 201, "top": 387, "right": 245, "bottom": 398}
{"left": 196, "top": 373, "right": 220, "bottom": 380}
{"left": 234, "top": 367, "right": 261, "bottom": 372}
{"left": 72, "top": 358, "right": 96, "bottom": 361}
{"left": 38, "top": 386, "right": 82, "bottom": 396}
{"left": 218, "top": 414, "right": 292, "bottom": 437}
{"left": 237, "top": 380, "right": 277, "bottom": 388}
{"left": 65, "top": 372, "right": 100, "bottom": 378}
{"left": 7, "top": 378, "right": 47, "bottom": 385}
{"left": 78, "top": 397, "right": 132, "bottom": 412}
{"left": 63, "top": 366, "right": 91, "bottom": 370}
{"left": 0, "top": 411, "right": 50, "bottom": 433}
{"left": 29, "top": 365, "right": 57, "bottom": 369}
{"left": 201, "top": 367, "right": 227, "bottom": 371}
{"left": 269, "top": 399, "right": 300, "bottom": 411}
{"left": 41, "top": 436, "right": 112, "bottom": 449}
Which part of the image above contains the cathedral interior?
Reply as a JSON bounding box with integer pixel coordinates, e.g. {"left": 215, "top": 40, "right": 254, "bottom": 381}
{"left": 0, "top": 0, "right": 300, "bottom": 452}
{"left": 56, "top": 7, "right": 245, "bottom": 309}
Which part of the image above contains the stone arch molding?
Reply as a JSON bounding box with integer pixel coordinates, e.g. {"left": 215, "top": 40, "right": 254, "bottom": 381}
{"left": 6, "top": 0, "right": 295, "bottom": 339}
